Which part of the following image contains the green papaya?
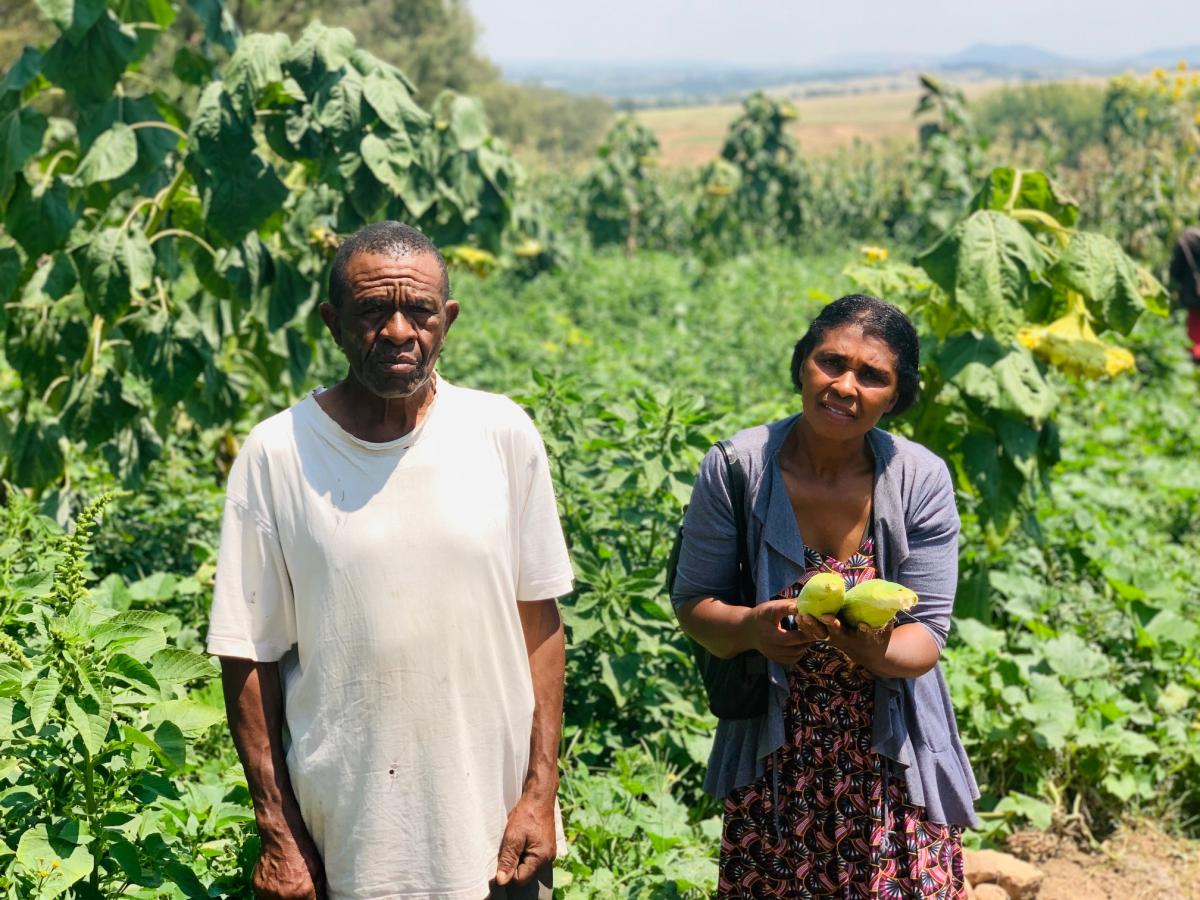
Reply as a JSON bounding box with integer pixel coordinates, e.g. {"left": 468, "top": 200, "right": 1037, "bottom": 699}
{"left": 795, "top": 572, "right": 845, "bottom": 618}
{"left": 840, "top": 580, "right": 918, "bottom": 628}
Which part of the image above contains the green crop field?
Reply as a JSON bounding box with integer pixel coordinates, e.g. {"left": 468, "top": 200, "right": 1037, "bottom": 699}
{"left": 2, "top": 1, "right": 1200, "bottom": 896}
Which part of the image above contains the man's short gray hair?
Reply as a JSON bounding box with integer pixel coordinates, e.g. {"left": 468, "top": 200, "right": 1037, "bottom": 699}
{"left": 328, "top": 221, "right": 451, "bottom": 306}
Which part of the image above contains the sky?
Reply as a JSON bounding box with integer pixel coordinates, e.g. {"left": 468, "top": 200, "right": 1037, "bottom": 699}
{"left": 468, "top": 0, "right": 1195, "bottom": 67}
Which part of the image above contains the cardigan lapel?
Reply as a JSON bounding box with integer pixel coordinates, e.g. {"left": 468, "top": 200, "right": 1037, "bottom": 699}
{"left": 867, "top": 428, "right": 910, "bottom": 579}
{"left": 755, "top": 451, "right": 809, "bottom": 570}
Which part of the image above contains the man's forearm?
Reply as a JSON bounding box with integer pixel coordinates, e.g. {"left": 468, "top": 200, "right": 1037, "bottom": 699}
{"left": 517, "top": 600, "right": 565, "bottom": 801}
{"left": 220, "top": 658, "right": 308, "bottom": 841}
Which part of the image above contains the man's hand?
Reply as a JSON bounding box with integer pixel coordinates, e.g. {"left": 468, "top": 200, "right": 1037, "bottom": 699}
{"left": 221, "top": 658, "right": 326, "bottom": 900}
{"left": 254, "top": 825, "right": 326, "bottom": 900}
{"left": 494, "top": 791, "right": 556, "bottom": 887}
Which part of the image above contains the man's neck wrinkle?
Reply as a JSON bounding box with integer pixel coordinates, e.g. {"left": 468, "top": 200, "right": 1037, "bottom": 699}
{"left": 317, "top": 374, "right": 437, "bottom": 444}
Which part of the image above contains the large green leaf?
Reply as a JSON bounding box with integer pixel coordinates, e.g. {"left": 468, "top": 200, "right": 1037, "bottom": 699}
{"left": 1043, "top": 633, "right": 1109, "bottom": 680}
{"left": 78, "top": 96, "right": 179, "bottom": 186}
{"left": 76, "top": 227, "right": 155, "bottom": 317}
{"left": 41, "top": 11, "right": 137, "bottom": 104}
{"left": 0, "top": 696, "right": 15, "bottom": 740}
{"left": 61, "top": 369, "right": 144, "bottom": 447}
{"left": 962, "top": 430, "right": 1023, "bottom": 528}
{"left": 0, "top": 239, "right": 21, "bottom": 307}
{"left": 15, "top": 825, "right": 93, "bottom": 898}
{"left": 4, "top": 175, "right": 76, "bottom": 257}
{"left": 91, "top": 619, "right": 161, "bottom": 651}
{"left": 65, "top": 693, "right": 112, "bottom": 756}
{"left": 918, "top": 210, "right": 1048, "bottom": 339}
{"left": 73, "top": 122, "right": 137, "bottom": 185}
{"left": 186, "top": 82, "right": 254, "bottom": 173}
{"left": 0, "top": 47, "right": 44, "bottom": 95}
{"left": 107, "top": 652, "right": 161, "bottom": 695}
{"left": 7, "top": 417, "right": 66, "bottom": 492}
{"left": 149, "top": 698, "right": 224, "bottom": 733}
{"left": 153, "top": 721, "right": 186, "bottom": 770}
{"left": 313, "top": 66, "right": 365, "bottom": 142}
{"left": 35, "top": 0, "right": 106, "bottom": 42}
{"left": 224, "top": 32, "right": 292, "bottom": 116}
{"left": 149, "top": 648, "right": 218, "bottom": 684}
{"left": 939, "top": 333, "right": 1057, "bottom": 420}
{"left": 362, "top": 71, "right": 429, "bottom": 132}
{"left": 28, "top": 669, "right": 60, "bottom": 731}
{"left": 283, "top": 21, "right": 355, "bottom": 88}
{"left": 0, "top": 106, "right": 47, "bottom": 191}
{"left": 434, "top": 92, "right": 487, "bottom": 151}
{"left": 193, "top": 152, "right": 287, "bottom": 243}
{"left": 1052, "top": 232, "right": 1151, "bottom": 335}
{"left": 360, "top": 130, "right": 415, "bottom": 194}
{"left": 972, "top": 167, "right": 1079, "bottom": 228}
{"left": 268, "top": 259, "right": 319, "bottom": 330}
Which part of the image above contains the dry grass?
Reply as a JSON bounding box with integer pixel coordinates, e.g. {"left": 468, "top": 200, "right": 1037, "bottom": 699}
{"left": 635, "top": 79, "right": 1007, "bottom": 166}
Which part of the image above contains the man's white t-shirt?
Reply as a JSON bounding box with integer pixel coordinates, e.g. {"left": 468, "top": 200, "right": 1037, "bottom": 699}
{"left": 206, "top": 378, "right": 574, "bottom": 900}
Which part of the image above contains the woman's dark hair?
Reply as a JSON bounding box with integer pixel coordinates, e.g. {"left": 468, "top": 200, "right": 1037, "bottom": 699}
{"left": 790, "top": 294, "right": 920, "bottom": 417}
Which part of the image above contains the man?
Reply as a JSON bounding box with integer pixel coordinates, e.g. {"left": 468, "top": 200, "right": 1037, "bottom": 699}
{"left": 1169, "top": 223, "right": 1200, "bottom": 363}
{"left": 207, "top": 221, "right": 573, "bottom": 900}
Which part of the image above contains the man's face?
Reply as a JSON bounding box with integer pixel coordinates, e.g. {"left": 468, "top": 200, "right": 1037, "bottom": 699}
{"left": 321, "top": 250, "right": 459, "bottom": 399}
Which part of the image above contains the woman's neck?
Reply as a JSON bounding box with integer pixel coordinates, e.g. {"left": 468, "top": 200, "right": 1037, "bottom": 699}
{"left": 782, "top": 416, "right": 874, "bottom": 483}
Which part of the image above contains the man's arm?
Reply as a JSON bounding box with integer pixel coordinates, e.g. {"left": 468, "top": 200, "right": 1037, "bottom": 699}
{"left": 494, "top": 599, "right": 564, "bottom": 887}
{"left": 221, "top": 657, "right": 325, "bottom": 900}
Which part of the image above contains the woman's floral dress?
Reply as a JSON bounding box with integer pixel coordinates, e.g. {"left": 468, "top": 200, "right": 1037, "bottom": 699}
{"left": 718, "top": 534, "right": 967, "bottom": 899}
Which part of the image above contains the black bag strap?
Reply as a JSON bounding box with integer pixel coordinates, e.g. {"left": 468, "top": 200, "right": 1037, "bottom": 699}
{"left": 714, "top": 439, "right": 754, "bottom": 606}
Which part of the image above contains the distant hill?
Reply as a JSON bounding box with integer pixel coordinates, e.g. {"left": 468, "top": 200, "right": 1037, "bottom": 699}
{"left": 1120, "top": 45, "right": 1200, "bottom": 69}
{"left": 502, "top": 42, "right": 1200, "bottom": 107}
{"left": 941, "top": 42, "right": 1080, "bottom": 70}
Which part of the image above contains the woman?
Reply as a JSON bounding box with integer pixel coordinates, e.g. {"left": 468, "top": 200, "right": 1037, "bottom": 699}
{"left": 672, "top": 294, "right": 979, "bottom": 898}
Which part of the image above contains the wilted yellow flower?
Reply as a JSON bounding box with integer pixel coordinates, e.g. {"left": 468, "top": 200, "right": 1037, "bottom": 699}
{"left": 443, "top": 245, "right": 497, "bottom": 278}
{"left": 1152, "top": 66, "right": 1167, "bottom": 81}
{"left": 514, "top": 239, "right": 543, "bottom": 258}
{"left": 1178, "top": 59, "right": 1189, "bottom": 71}
{"left": 860, "top": 245, "right": 889, "bottom": 263}
{"left": 1018, "top": 305, "right": 1136, "bottom": 379}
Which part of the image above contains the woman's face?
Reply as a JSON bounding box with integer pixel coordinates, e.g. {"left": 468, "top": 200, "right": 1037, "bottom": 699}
{"left": 799, "top": 323, "right": 901, "bottom": 440}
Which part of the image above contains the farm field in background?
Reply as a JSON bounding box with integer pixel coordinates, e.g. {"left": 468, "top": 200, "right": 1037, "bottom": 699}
{"left": 637, "top": 79, "right": 1008, "bottom": 163}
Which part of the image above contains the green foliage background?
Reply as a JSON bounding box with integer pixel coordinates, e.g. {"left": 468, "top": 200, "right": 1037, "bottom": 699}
{"left": 2, "top": 0, "right": 1200, "bottom": 896}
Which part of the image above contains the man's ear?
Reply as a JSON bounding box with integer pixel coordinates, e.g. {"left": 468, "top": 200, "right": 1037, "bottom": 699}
{"left": 319, "top": 301, "right": 342, "bottom": 346}
{"left": 443, "top": 299, "right": 461, "bottom": 334}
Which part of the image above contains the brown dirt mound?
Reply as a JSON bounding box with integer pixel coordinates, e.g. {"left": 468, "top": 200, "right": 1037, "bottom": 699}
{"left": 1004, "top": 822, "right": 1200, "bottom": 900}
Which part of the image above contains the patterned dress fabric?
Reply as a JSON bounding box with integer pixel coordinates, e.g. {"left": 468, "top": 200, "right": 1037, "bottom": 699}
{"left": 719, "top": 534, "right": 966, "bottom": 899}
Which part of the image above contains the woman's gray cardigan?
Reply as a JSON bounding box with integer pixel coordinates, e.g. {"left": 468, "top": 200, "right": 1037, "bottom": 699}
{"left": 670, "top": 414, "right": 981, "bottom": 828}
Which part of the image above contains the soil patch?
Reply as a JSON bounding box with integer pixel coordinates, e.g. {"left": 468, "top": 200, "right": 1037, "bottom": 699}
{"left": 1003, "top": 822, "right": 1200, "bottom": 900}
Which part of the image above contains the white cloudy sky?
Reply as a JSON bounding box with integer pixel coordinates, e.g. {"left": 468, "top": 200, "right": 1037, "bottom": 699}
{"left": 468, "top": 0, "right": 1192, "bottom": 66}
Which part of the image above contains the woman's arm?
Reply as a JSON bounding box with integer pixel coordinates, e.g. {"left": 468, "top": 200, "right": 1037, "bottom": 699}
{"left": 806, "top": 617, "right": 940, "bottom": 678}
{"left": 678, "top": 596, "right": 823, "bottom": 666}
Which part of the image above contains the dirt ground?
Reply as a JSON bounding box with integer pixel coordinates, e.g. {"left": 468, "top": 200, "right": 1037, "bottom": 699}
{"left": 1004, "top": 822, "right": 1200, "bottom": 900}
